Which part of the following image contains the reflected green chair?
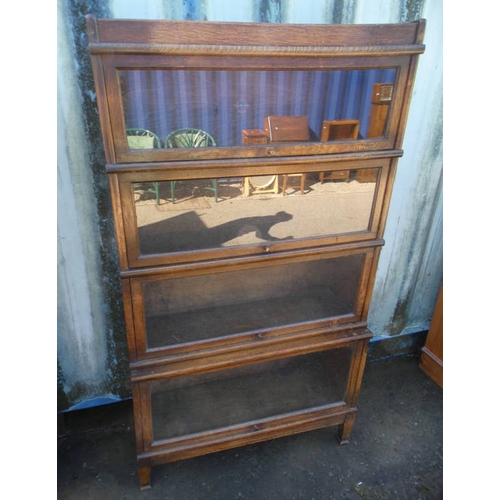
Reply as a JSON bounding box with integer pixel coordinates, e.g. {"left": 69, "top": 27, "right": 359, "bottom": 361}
{"left": 165, "top": 128, "right": 218, "bottom": 203}
{"left": 126, "top": 128, "right": 162, "bottom": 204}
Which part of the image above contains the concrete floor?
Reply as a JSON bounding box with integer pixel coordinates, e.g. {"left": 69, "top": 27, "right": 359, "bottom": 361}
{"left": 57, "top": 353, "right": 443, "bottom": 499}
{"left": 134, "top": 177, "right": 376, "bottom": 255}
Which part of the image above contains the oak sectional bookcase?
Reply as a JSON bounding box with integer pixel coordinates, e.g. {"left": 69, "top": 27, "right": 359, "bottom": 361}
{"left": 86, "top": 15, "right": 425, "bottom": 489}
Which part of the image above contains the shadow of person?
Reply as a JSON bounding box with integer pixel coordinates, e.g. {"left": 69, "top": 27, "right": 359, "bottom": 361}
{"left": 138, "top": 210, "right": 294, "bottom": 254}
{"left": 208, "top": 210, "right": 293, "bottom": 245}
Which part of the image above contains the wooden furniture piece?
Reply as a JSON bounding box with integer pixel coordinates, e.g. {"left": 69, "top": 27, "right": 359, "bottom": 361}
{"left": 319, "top": 120, "right": 360, "bottom": 183}
{"left": 263, "top": 116, "right": 309, "bottom": 195}
{"left": 356, "top": 168, "right": 379, "bottom": 183}
{"left": 355, "top": 84, "right": 395, "bottom": 184}
{"left": 320, "top": 120, "right": 360, "bottom": 142}
{"left": 242, "top": 129, "right": 276, "bottom": 195}
{"left": 243, "top": 174, "right": 279, "bottom": 196}
{"left": 86, "top": 16, "right": 425, "bottom": 490}
{"left": 420, "top": 285, "right": 443, "bottom": 388}
{"left": 264, "top": 116, "right": 309, "bottom": 142}
{"left": 242, "top": 129, "right": 269, "bottom": 146}
{"left": 281, "top": 171, "right": 306, "bottom": 196}
{"left": 367, "top": 83, "right": 394, "bottom": 139}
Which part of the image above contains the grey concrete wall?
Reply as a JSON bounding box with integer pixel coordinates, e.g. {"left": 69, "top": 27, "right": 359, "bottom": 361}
{"left": 57, "top": 0, "right": 443, "bottom": 411}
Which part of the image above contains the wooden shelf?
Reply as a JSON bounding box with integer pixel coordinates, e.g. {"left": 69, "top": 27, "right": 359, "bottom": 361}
{"left": 150, "top": 346, "right": 353, "bottom": 441}
{"left": 146, "top": 287, "right": 354, "bottom": 349}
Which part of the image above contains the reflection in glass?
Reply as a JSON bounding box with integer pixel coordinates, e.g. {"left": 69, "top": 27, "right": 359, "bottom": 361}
{"left": 142, "top": 254, "right": 364, "bottom": 349}
{"left": 119, "top": 69, "right": 397, "bottom": 149}
{"left": 133, "top": 169, "right": 378, "bottom": 256}
{"left": 150, "top": 347, "right": 353, "bottom": 441}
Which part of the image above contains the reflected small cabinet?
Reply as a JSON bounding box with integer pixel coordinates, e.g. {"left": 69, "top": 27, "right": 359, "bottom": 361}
{"left": 86, "top": 16, "right": 425, "bottom": 489}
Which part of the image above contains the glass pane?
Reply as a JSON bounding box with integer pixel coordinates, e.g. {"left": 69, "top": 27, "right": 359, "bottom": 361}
{"left": 150, "top": 346, "right": 353, "bottom": 441}
{"left": 120, "top": 69, "right": 396, "bottom": 150}
{"left": 134, "top": 168, "right": 378, "bottom": 256}
{"left": 142, "top": 254, "right": 364, "bottom": 349}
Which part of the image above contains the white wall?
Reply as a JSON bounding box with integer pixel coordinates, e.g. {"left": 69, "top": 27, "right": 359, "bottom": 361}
{"left": 367, "top": 0, "right": 443, "bottom": 336}
{"left": 58, "top": 0, "right": 111, "bottom": 404}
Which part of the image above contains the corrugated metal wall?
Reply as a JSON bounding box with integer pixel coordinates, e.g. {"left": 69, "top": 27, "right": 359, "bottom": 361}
{"left": 120, "top": 68, "right": 397, "bottom": 144}
{"left": 57, "top": 0, "right": 442, "bottom": 411}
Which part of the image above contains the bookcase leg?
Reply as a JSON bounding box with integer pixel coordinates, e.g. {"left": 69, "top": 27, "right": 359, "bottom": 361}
{"left": 138, "top": 466, "right": 151, "bottom": 490}
{"left": 337, "top": 413, "right": 356, "bottom": 445}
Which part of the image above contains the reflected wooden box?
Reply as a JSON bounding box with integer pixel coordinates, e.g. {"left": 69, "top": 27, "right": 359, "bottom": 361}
{"left": 319, "top": 120, "right": 360, "bottom": 183}
{"left": 242, "top": 129, "right": 269, "bottom": 145}
{"left": 356, "top": 169, "right": 378, "bottom": 183}
{"left": 320, "top": 119, "right": 360, "bottom": 142}
{"left": 264, "top": 116, "right": 309, "bottom": 142}
{"left": 368, "top": 83, "right": 394, "bottom": 138}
